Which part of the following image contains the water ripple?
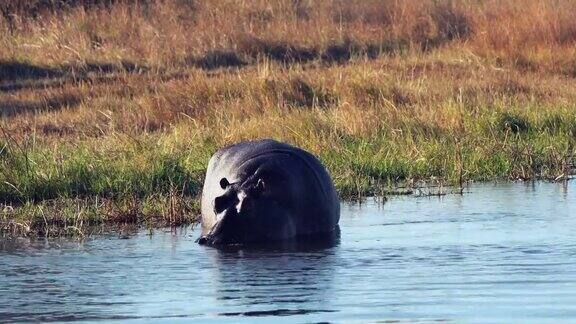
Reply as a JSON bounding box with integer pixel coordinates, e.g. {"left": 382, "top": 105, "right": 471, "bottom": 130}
{"left": 1, "top": 182, "right": 576, "bottom": 322}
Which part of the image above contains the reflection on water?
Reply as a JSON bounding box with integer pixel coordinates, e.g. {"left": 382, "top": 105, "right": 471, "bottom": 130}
{"left": 209, "top": 231, "right": 340, "bottom": 318}
{"left": 1, "top": 181, "right": 576, "bottom": 323}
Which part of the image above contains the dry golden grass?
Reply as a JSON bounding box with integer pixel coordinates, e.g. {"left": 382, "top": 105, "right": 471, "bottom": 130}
{"left": 2, "top": 0, "right": 576, "bottom": 69}
{"left": 1, "top": 0, "right": 575, "bottom": 236}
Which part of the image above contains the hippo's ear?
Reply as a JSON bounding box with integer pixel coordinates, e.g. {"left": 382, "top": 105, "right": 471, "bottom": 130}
{"left": 220, "top": 178, "right": 230, "bottom": 189}
{"left": 253, "top": 178, "right": 265, "bottom": 195}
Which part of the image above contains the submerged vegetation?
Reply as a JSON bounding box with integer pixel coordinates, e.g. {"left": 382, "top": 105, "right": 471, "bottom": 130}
{"left": 1, "top": 0, "right": 575, "bottom": 236}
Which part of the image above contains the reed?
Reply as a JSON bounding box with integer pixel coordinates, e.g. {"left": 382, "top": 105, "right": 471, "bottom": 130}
{"left": 1, "top": 0, "right": 575, "bottom": 236}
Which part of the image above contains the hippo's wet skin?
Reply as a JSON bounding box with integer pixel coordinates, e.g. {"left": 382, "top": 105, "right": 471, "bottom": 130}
{"left": 198, "top": 139, "right": 340, "bottom": 246}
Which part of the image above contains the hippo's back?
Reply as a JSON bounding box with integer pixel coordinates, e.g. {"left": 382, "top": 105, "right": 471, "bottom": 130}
{"left": 201, "top": 139, "right": 340, "bottom": 235}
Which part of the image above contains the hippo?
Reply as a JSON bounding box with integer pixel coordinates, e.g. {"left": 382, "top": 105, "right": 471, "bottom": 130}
{"left": 197, "top": 139, "right": 340, "bottom": 246}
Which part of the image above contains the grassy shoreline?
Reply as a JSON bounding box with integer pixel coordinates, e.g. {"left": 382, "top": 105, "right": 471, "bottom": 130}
{"left": 2, "top": 0, "right": 576, "bottom": 236}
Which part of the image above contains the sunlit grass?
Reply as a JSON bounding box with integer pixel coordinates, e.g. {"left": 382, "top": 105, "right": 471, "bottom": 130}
{"left": 1, "top": 0, "right": 576, "bottom": 236}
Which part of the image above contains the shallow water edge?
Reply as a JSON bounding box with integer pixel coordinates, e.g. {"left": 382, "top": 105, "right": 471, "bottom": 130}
{"left": 1, "top": 181, "right": 575, "bottom": 323}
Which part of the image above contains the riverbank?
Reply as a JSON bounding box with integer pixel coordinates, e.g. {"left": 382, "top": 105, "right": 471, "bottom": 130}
{"left": 1, "top": 0, "right": 576, "bottom": 236}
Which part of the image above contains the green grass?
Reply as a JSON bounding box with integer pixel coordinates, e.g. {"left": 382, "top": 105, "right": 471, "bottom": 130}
{"left": 2, "top": 0, "right": 576, "bottom": 236}
{"left": 2, "top": 101, "right": 574, "bottom": 236}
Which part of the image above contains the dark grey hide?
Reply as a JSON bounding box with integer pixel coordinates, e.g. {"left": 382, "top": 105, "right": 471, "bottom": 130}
{"left": 198, "top": 139, "right": 340, "bottom": 246}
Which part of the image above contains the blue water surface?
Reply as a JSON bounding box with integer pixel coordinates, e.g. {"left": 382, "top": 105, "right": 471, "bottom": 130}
{"left": 1, "top": 181, "right": 575, "bottom": 323}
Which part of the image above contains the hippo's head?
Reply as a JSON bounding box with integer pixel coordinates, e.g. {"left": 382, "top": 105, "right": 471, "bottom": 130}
{"left": 197, "top": 170, "right": 295, "bottom": 246}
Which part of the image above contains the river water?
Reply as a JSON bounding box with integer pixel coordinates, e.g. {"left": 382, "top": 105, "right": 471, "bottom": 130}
{"left": 1, "top": 182, "right": 575, "bottom": 323}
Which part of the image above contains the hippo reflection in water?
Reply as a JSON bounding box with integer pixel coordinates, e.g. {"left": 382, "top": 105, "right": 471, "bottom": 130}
{"left": 197, "top": 139, "right": 340, "bottom": 246}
